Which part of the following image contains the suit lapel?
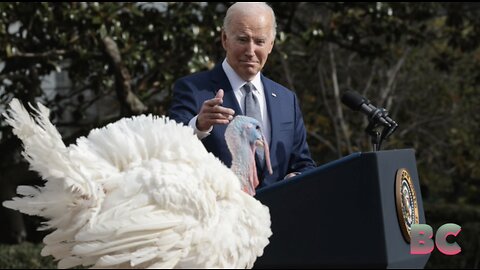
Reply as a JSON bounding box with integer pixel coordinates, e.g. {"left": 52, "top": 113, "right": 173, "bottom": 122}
{"left": 262, "top": 76, "right": 280, "bottom": 149}
{"left": 261, "top": 75, "right": 281, "bottom": 177}
{"left": 210, "top": 64, "right": 242, "bottom": 116}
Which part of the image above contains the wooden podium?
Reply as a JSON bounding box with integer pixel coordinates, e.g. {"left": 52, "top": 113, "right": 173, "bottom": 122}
{"left": 254, "top": 149, "right": 430, "bottom": 268}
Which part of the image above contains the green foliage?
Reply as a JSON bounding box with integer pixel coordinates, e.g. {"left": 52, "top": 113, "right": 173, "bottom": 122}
{"left": 0, "top": 2, "right": 226, "bottom": 122}
{"left": 0, "top": 242, "right": 56, "bottom": 269}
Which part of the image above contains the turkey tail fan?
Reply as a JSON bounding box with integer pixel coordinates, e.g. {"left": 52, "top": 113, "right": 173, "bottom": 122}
{"left": 2, "top": 98, "right": 102, "bottom": 229}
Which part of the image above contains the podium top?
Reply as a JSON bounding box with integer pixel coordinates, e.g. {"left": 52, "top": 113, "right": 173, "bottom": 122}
{"left": 257, "top": 148, "right": 415, "bottom": 195}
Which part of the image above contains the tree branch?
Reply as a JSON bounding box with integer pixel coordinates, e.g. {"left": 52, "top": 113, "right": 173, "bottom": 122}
{"left": 380, "top": 48, "right": 411, "bottom": 107}
{"left": 329, "top": 43, "right": 352, "bottom": 154}
{"left": 308, "top": 130, "right": 337, "bottom": 154}
{"left": 317, "top": 61, "right": 340, "bottom": 157}
{"left": 7, "top": 49, "right": 67, "bottom": 59}
{"left": 274, "top": 45, "right": 296, "bottom": 91}
{"left": 102, "top": 36, "right": 147, "bottom": 115}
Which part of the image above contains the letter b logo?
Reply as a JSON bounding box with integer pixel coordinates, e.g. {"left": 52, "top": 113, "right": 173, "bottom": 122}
{"left": 410, "top": 223, "right": 461, "bottom": 255}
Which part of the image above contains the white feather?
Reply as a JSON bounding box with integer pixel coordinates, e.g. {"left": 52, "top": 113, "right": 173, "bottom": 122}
{"left": 2, "top": 98, "right": 272, "bottom": 268}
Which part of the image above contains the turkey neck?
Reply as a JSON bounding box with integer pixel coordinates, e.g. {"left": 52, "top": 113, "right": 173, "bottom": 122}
{"left": 229, "top": 141, "right": 255, "bottom": 193}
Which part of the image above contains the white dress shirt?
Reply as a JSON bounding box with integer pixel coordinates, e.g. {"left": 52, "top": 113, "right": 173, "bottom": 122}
{"left": 189, "top": 59, "right": 271, "bottom": 144}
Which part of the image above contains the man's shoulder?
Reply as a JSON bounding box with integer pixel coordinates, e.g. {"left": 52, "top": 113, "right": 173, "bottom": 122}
{"left": 262, "top": 75, "right": 296, "bottom": 96}
{"left": 176, "top": 68, "right": 213, "bottom": 84}
{"left": 176, "top": 63, "right": 225, "bottom": 84}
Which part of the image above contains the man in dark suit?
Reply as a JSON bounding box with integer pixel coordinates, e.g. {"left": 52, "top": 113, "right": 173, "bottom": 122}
{"left": 169, "top": 2, "right": 316, "bottom": 188}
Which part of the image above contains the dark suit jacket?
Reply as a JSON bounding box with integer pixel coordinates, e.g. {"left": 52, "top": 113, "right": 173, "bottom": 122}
{"left": 168, "top": 64, "right": 316, "bottom": 188}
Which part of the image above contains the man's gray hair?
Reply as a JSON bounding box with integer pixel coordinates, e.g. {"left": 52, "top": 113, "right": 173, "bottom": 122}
{"left": 223, "top": 2, "right": 277, "bottom": 39}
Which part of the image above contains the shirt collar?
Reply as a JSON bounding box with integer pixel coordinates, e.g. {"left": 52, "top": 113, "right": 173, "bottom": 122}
{"left": 222, "top": 59, "right": 262, "bottom": 93}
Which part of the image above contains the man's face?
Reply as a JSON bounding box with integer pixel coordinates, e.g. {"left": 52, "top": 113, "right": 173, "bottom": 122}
{"left": 222, "top": 12, "right": 274, "bottom": 81}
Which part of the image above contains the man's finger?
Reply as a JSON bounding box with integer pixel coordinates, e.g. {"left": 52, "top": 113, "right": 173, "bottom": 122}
{"left": 210, "top": 105, "right": 235, "bottom": 116}
{"left": 209, "top": 112, "right": 234, "bottom": 120}
{"left": 204, "top": 97, "right": 223, "bottom": 107}
{"left": 215, "top": 89, "right": 224, "bottom": 99}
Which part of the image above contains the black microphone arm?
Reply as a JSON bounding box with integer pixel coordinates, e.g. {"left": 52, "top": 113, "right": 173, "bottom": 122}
{"left": 341, "top": 90, "right": 398, "bottom": 151}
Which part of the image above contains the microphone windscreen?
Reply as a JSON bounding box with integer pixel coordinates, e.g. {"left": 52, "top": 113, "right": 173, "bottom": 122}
{"left": 341, "top": 91, "right": 365, "bottom": 111}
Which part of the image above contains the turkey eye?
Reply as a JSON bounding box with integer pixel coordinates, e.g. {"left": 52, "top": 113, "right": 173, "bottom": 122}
{"left": 256, "top": 125, "right": 260, "bottom": 130}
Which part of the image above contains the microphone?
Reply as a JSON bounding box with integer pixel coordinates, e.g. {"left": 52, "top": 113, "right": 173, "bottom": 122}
{"left": 341, "top": 90, "right": 398, "bottom": 150}
{"left": 341, "top": 90, "right": 397, "bottom": 130}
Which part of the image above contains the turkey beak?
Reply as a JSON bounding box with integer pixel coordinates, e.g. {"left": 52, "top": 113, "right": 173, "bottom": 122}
{"left": 255, "top": 134, "right": 272, "bottom": 175}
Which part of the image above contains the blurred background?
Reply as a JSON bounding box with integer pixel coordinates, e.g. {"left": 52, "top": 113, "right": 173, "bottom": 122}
{"left": 0, "top": 2, "right": 478, "bottom": 268}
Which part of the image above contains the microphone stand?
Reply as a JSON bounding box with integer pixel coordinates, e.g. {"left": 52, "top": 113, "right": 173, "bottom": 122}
{"left": 365, "top": 121, "right": 381, "bottom": 152}
{"left": 365, "top": 108, "right": 398, "bottom": 152}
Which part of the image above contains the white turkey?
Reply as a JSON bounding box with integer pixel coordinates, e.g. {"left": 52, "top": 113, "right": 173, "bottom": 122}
{"left": 2, "top": 98, "right": 272, "bottom": 269}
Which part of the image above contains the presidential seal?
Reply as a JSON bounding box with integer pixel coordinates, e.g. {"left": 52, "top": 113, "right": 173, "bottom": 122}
{"left": 395, "top": 168, "right": 419, "bottom": 243}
